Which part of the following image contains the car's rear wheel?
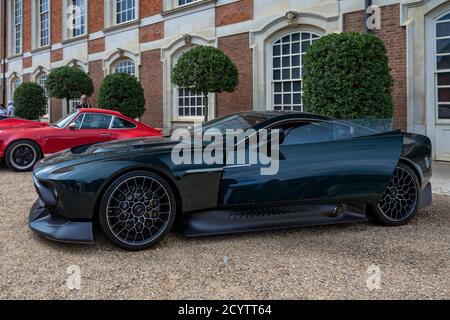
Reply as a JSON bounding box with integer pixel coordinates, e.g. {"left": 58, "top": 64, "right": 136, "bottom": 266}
{"left": 5, "top": 140, "right": 41, "bottom": 172}
{"left": 98, "top": 171, "right": 176, "bottom": 251}
{"left": 369, "top": 163, "right": 420, "bottom": 226}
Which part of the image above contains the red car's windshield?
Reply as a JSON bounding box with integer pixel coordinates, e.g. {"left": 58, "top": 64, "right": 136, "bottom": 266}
{"left": 52, "top": 110, "right": 79, "bottom": 128}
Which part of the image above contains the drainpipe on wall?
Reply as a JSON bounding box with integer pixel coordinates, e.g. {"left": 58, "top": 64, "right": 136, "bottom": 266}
{"left": 2, "top": 0, "right": 6, "bottom": 107}
{"left": 364, "top": 0, "right": 373, "bottom": 33}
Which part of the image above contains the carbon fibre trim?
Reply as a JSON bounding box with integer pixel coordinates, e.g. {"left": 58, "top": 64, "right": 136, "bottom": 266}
{"left": 179, "top": 204, "right": 368, "bottom": 237}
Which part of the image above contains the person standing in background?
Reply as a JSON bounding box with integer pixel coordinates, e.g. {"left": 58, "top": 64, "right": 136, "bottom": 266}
{"left": 7, "top": 100, "right": 15, "bottom": 117}
{"left": 0, "top": 104, "right": 6, "bottom": 116}
{"left": 76, "top": 95, "right": 92, "bottom": 109}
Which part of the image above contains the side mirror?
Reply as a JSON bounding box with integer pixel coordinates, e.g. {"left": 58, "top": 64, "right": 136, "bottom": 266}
{"left": 68, "top": 123, "right": 77, "bottom": 130}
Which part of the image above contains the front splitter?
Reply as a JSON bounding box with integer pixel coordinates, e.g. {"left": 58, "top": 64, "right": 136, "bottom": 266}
{"left": 29, "top": 200, "right": 94, "bottom": 244}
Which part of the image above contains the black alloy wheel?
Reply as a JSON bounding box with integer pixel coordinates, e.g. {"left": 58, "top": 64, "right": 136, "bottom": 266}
{"left": 99, "top": 171, "right": 176, "bottom": 251}
{"left": 5, "top": 140, "right": 41, "bottom": 172}
{"left": 370, "top": 163, "right": 420, "bottom": 226}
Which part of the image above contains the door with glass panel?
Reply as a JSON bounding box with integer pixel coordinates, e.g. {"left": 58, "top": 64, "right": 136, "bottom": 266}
{"left": 435, "top": 11, "right": 450, "bottom": 161}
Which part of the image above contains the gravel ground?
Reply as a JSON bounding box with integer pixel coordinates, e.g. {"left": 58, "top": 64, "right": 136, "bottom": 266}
{"left": 0, "top": 168, "right": 449, "bottom": 300}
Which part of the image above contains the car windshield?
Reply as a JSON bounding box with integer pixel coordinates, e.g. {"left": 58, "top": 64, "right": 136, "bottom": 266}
{"left": 191, "top": 113, "right": 269, "bottom": 135}
{"left": 52, "top": 110, "right": 79, "bottom": 128}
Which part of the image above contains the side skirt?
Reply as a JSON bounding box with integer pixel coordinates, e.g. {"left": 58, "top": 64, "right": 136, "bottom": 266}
{"left": 179, "top": 203, "right": 369, "bottom": 237}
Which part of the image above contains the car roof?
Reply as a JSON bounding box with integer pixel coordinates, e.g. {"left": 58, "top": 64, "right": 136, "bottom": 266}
{"left": 77, "top": 108, "right": 125, "bottom": 117}
{"left": 230, "top": 111, "right": 330, "bottom": 128}
{"left": 237, "top": 111, "right": 330, "bottom": 120}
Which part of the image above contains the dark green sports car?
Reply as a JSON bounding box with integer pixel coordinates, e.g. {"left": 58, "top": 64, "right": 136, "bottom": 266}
{"left": 29, "top": 112, "right": 432, "bottom": 251}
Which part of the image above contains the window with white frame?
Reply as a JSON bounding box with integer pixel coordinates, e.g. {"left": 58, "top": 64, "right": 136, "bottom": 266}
{"left": 70, "top": 0, "right": 86, "bottom": 38}
{"left": 436, "top": 11, "right": 450, "bottom": 120}
{"left": 271, "top": 32, "right": 319, "bottom": 111}
{"left": 178, "top": 0, "right": 200, "bottom": 6}
{"left": 37, "top": 73, "right": 49, "bottom": 116}
{"left": 70, "top": 99, "right": 80, "bottom": 112}
{"left": 10, "top": 77, "right": 21, "bottom": 99}
{"left": 13, "top": 0, "right": 22, "bottom": 55}
{"left": 177, "top": 88, "right": 206, "bottom": 117}
{"left": 116, "top": 0, "right": 136, "bottom": 24}
{"left": 39, "top": 0, "right": 49, "bottom": 47}
{"left": 114, "top": 59, "right": 136, "bottom": 76}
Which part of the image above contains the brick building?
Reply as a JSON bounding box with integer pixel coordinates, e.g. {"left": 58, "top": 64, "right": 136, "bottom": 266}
{"left": 0, "top": 0, "right": 449, "bottom": 160}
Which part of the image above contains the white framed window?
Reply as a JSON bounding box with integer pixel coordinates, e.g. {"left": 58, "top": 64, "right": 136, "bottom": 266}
{"left": 13, "top": 0, "right": 22, "bottom": 55}
{"left": 270, "top": 31, "right": 319, "bottom": 111}
{"left": 70, "top": 99, "right": 80, "bottom": 112}
{"left": 37, "top": 73, "right": 50, "bottom": 116}
{"left": 71, "top": 0, "right": 87, "bottom": 38}
{"left": 10, "top": 76, "right": 21, "bottom": 100}
{"left": 116, "top": 0, "right": 136, "bottom": 25}
{"left": 178, "top": 0, "right": 200, "bottom": 6}
{"left": 114, "top": 59, "right": 136, "bottom": 76}
{"left": 39, "top": 0, "right": 49, "bottom": 47}
{"left": 436, "top": 11, "right": 450, "bottom": 120}
{"left": 177, "top": 88, "right": 206, "bottom": 117}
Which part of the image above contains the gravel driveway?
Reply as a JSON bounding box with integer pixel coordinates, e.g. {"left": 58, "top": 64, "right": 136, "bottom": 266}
{"left": 0, "top": 168, "right": 448, "bottom": 300}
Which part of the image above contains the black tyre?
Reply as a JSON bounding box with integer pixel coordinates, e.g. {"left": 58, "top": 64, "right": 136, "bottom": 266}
{"left": 98, "top": 171, "right": 176, "bottom": 251}
{"left": 5, "top": 140, "right": 41, "bottom": 172}
{"left": 369, "top": 163, "right": 420, "bottom": 226}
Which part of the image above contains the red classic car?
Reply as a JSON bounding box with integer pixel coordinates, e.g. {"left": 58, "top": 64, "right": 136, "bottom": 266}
{"left": 0, "top": 108, "right": 162, "bottom": 171}
{"left": 0, "top": 116, "right": 48, "bottom": 130}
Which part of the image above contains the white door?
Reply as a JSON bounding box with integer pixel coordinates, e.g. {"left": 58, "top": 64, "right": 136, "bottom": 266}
{"left": 435, "top": 11, "right": 450, "bottom": 161}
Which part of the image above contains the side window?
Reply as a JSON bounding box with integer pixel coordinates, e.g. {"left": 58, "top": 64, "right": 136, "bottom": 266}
{"left": 72, "top": 114, "right": 85, "bottom": 129}
{"left": 281, "top": 121, "right": 358, "bottom": 145}
{"left": 80, "top": 114, "right": 112, "bottom": 129}
{"left": 111, "top": 117, "right": 136, "bottom": 129}
{"left": 280, "top": 121, "right": 335, "bottom": 145}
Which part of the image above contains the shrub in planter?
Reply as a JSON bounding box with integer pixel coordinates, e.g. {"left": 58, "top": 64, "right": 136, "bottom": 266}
{"left": 303, "top": 32, "right": 393, "bottom": 119}
{"left": 98, "top": 73, "right": 145, "bottom": 119}
{"left": 45, "top": 66, "right": 94, "bottom": 114}
{"left": 172, "top": 45, "right": 239, "bottom": 122}
{"left": 14, "top": 82, "right": 47, "bottom": 120}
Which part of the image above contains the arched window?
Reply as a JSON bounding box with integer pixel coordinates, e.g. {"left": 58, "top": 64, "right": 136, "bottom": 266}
{"left": 270, "top": 31, "right": 319, "bottom": 111}
{"left": 114, "top": 59, "right": 136, "bottom": 76}
{"left": 37, "top": 73, "right": 49, "bottom": 116}
{"left": 436, "top": 11, "right": 450, "bottom": 119}
{"left": 10, "top": 76, "right": 21, "bottom": 100}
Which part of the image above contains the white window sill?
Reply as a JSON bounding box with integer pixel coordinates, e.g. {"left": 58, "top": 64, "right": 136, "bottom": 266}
{"left": 61, "top": 34, "right": 89, "bottom": 46}
{"left": 31, "top": 45, "right": 51, "bottom": 54}
{"left": 104, "top": 20, "right": 141, "bottom": 35}
{"left": 162, "top": 0, "right": 216, "bottom": 19}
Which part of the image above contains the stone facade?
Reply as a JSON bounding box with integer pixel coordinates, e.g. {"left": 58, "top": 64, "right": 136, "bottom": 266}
{"left": 0, "top": 0, "right": 449, "bottom": 160}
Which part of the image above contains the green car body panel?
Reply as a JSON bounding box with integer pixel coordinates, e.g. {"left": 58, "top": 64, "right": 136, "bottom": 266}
{"left": 29, "top": 112, "right": 432, "bottom": 243}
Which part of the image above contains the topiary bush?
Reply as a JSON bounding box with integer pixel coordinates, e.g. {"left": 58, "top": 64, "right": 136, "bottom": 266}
{"left": 45, "top": 66, "right": 94, "bottom": 114}
{"left": 303, "top": 32, "right": 393, "bottom": 119}
{"left": 172, "top": 45, "right": 239, "bottom": 122}
{"left": 14, "top": 82, "right": 47, "bottom": 120}
{"left": 98, "top": 73, "right": 145, "bottom": 119}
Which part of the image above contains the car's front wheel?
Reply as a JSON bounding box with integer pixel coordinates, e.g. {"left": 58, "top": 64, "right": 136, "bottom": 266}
{"left": 98, "top": 171, "right": 176, "bottom": 251}
{"left": 369, "top": 163, "right": 420, "bottom": 226}
{"left": 5, "top": 140, "right": 41, "bottom": 172}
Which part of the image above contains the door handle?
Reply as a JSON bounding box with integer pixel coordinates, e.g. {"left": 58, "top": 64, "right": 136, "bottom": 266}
{"left": 101, "top": 133, "right": 111, "bottom": 137}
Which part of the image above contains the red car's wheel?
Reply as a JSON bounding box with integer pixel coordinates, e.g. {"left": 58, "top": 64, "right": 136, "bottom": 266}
{"left": 5, "top": 140, "right": 41, "bottom": 172}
